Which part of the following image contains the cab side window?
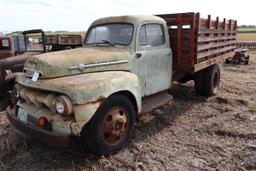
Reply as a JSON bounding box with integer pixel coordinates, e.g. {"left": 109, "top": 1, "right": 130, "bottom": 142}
{"left": 139, "top": 24, "right": 165, "bottom": 46}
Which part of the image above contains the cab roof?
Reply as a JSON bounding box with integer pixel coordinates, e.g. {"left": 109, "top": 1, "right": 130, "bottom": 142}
{"left": 90, "top": 15, "right": 166, "bottom": 27}
{"left": 0, "top": 35, "right": 11, "bottom": 39}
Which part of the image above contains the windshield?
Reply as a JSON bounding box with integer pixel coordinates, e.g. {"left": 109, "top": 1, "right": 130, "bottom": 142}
{"left": 85, "top": 23, "right": 133, "bottom": 45}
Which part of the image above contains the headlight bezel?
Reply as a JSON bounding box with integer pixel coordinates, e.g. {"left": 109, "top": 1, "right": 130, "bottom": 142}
{"left": 55, "top": 95, "right": 73, "bottom": 115}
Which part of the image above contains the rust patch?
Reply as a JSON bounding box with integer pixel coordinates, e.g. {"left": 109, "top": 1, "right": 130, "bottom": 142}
{"left": 82, "top": 96, "right": 106, "bottom": 105}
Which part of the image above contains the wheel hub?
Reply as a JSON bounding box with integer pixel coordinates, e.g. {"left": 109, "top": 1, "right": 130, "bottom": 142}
{"left": 101, "top": 107, "right": 129, "bottom": 146}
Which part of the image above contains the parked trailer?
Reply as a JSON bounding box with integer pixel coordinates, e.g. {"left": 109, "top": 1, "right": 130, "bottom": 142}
{"left": 7, "top": 12, "right": 237, "bottom": 155}
{"left": 45, "top": 34, "right": 83, "bottom": 51}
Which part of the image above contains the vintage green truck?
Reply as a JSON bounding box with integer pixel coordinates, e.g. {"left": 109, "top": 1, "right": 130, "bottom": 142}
{"left": 6, "top": 13, "right": 237, "bottom": 155}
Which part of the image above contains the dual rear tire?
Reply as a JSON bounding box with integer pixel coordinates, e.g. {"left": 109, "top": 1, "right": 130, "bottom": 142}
{"left": 194, "top": 64, "right": 220, "bottom": 96}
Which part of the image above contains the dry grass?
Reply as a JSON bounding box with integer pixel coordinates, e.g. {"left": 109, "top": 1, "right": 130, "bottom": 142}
{"left": 237, "top": 33, "right": 256, "bottom": 41}
{"left": 0, "top": 52, "right": 256, "bottom": 170}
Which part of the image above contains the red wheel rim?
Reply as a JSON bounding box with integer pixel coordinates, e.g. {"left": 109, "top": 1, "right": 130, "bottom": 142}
{"left": 100, "top": 106, "right": 130, "bottom": 146}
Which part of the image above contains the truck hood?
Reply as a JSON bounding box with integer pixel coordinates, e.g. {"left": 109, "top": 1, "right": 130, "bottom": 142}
{"left": 23, "top": 46, "right": 132, "bottom": 78}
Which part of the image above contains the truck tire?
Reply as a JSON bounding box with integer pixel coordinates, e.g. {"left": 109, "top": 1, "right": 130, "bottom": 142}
{"left": 64, "top": 46, "right": 72, "bottom": 50}
{"left": 194, "top": 70, "right": 205, "bottom": 95}
{"left": 81, "top": 94, "right": 136, "bottom": 156}
{"left": 245, "top": 55, "right": 250, "bottom": 65}
{"left": 0, "top": 99, "right": 8, "bottom": 111}
{"left": 203, "top": 64, "right": 220, "bottom": 96}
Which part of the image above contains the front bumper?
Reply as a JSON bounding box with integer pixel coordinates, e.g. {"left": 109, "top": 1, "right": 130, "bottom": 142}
{"left": 6, "top": 106, "right": 70, "bottom": 147}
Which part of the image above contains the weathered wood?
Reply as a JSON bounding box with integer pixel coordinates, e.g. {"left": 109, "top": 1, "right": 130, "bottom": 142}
{"left": 198, "top": 36, "right": 236, "bottom": 43}
{"left": 158, "top": 12, "right": 236, "bottom": 74}
{"left": 194, "top": 52, "right": 234, "bottom": 72}
{"left": 198, "top": 29, "right": 236, "bottom": 34}
{"left": 197, "top": 46, "right": 236, "bottom": 59}
{"left": 198, "top": 41, "right": 236, "bottom": 51}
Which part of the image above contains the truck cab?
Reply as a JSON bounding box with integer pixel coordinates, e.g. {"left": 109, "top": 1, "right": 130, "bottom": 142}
{"left": 6, "top": 14, "right": 236, "bottom": 155}
{"left": 85, "top": 15, "right": 172, "bottom": 96}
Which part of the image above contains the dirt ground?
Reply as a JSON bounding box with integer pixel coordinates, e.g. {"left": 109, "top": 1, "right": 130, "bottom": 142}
{"left": 0, "top": 51, "right": 256, "bottom": 171}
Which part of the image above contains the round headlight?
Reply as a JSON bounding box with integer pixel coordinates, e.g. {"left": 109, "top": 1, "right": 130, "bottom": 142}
{"left": 55, "top": 95, "right": 73, "bottom": 114}
{"left": 56, "top": 99, "right": 65, "bottom": 114}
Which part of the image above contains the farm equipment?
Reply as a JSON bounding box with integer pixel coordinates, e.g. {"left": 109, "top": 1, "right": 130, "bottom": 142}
{"left": 45, "top": 34, "right": 83, "bottom": 51}
{"left": 6, "top": 12, "right": 236, "bottom": 155}
{"left": 0, "top": 35, "right": 15, "bottom": 59}
{"left": 0, "top": 29, "right": 46, "bottom": 111}
{"left": 225, "top": 48, "right": 250, "bottom": 64}
{"left": 0, "top": 30, "right": 84, "bottom": 111}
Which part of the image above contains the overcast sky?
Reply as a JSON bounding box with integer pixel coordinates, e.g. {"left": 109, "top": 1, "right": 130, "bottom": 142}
{"left": 0, "top": 0, "right": 254, "bottom": 32}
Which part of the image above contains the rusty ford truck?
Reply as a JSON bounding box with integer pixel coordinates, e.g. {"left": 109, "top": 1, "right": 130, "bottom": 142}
{"left": 6, "top": 13, "right": 237, "bottom": 155}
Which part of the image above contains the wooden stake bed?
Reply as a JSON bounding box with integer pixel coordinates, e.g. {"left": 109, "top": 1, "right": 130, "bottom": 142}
{"left": 157, "top": 12, "right": 237, "bottom": 74}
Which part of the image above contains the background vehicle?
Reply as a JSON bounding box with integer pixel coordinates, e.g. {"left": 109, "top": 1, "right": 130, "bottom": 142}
{"left": 225, "top": 48, "right": 250, "bottom": 64}
{"left": 7, "top": 12, "right": 237, "bottom": 155}
{"left": 0, "top": 35, "right": 15, "bottom": 59}
{"left": 0, "top": 30, "right": 84, "bottom": 111}
{"left": 0, "top": 29, "right": 46, "bottom": 110}
{"left": 45, "top": 34, "right": 83, "bottom": 51}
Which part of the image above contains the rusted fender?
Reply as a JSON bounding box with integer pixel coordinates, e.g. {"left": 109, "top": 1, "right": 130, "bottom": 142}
{"left": 16, "top": 71, "right": 141, "bottom": 112}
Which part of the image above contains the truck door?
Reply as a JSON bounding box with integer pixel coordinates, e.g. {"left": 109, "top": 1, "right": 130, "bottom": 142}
{"left": 135, "top": 23, "right": 172, "bottom": 96}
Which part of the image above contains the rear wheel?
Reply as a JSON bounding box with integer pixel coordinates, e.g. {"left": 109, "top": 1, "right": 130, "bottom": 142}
{"left": 245, "top": 55, "right": 250, "bottom": 65}
{"left": 194, "top": 70, "right": 205, "bottom": 95}
{"left": 203, "top": 64, "right": 220, "bottom": 96}
{"left": 194, "top": 64, "right": 220, "bottom": 97}
{"left": 81, "top": 94, "right": 136, "bottom": 156}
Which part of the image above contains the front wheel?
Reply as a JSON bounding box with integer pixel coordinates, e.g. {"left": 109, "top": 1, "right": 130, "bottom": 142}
{"left": 81, "top": 94, "right": 136, "bottom": 156}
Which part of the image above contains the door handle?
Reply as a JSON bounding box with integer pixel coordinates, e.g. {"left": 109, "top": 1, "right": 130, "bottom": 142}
{"left": 136, "top": 53, "right": 142, "bottom": 59}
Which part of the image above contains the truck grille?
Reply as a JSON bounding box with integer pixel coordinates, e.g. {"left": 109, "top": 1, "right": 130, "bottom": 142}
{"left": 19, "top": 88, "right": 57, "bottom": 113}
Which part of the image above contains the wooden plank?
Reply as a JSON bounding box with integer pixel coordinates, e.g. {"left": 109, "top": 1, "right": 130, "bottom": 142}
{"left": 198, "top": 41, "right": 236, "bottom": 51}
{"left": 189, "top": 13, "right": 196, "bottom": 64}
{"left": 194, "top": 13, "right": 200, "bottom": 65}
{"left": 164, "top": 18, "right": 194, "bottom": 25}
{"left": 197, "top": 46, "right": 236, "bottom": 59}
{"left": 207, "top": 15, "right": 211, "bottom": 28}
{"left": 223, "top": 18, "right": 226, "bottom": 29}
{"left": 198, "top": 35, "right": 236, "bottom": 43}
{"left": 176, "top": 14, "right": 183, "bottom": 64}
{"left": 194, "top": 52, "right": 234, "bottom": 72}
{"left": 216, "top": 17, "right": 219, "bottom": 29}
{"left": 198, "top": 29, "right": 236, "bottom": 34}
{"left": 173, "top": 63, "right": 194, "bottom": 73}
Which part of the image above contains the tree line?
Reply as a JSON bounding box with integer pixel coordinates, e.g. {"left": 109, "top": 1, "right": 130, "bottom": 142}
{"left": 238, "top": 25, "right": 256, "bottom": 28}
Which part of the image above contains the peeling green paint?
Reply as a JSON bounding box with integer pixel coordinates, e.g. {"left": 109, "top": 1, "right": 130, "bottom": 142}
{"left": 16, "top": 71, "right": 141, "bottom": 111}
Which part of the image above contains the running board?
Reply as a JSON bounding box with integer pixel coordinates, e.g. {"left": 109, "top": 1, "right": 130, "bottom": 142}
{"left": 141, "top": 91, "right": 173, "bottom": 114}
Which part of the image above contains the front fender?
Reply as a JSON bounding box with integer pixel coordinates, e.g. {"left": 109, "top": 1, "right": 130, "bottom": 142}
{"left": 16, "top": 71, "right": 141, "bottom": 127}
